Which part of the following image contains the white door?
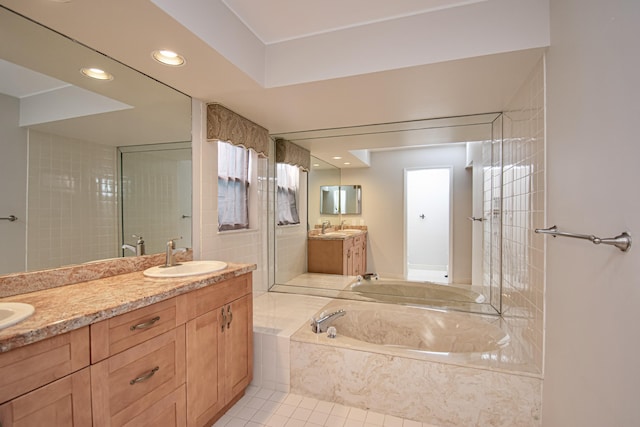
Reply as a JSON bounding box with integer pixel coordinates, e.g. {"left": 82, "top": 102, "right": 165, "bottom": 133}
{"left": 405, "top": 167, "right": 452, "bottom": 283}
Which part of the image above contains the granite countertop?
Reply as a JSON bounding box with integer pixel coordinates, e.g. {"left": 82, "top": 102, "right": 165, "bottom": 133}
{"left": 0, "top": 262, "right": 256, "bottom": 353}
{"left": 307, "top": 229, "right": 367, "bottom": 240}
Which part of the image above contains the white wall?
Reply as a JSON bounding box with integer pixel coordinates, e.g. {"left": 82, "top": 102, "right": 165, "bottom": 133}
{"left": 543, "top": 1, "right": 640, "bottom": 425}
{"left": 341, "top": 144, "right": 472, "bottom": 282}
{"left": 0, "top": 94, "right": 27, "bottom": 275}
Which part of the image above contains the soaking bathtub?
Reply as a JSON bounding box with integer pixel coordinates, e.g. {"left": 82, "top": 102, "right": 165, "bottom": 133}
{"left": 290, "top": 300, "right": 542, "bottom": 426}
{"left": 348, "top": 277, "right": 486, "bottom": 305}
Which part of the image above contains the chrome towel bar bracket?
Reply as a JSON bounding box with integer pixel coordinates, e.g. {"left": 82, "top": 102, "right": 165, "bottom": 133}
{"left": 535, "top": 225, "right": 632, "bottom": 252}
{"left": 1, "top": 215, "right": 17, "bottom": 222}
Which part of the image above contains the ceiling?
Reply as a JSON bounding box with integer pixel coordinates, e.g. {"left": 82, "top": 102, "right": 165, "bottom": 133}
{"left": 0, "top": 0, "right": 548, "bottom": 166}
{"left": 221, "top": 0, "right": 488, "bottom": 44}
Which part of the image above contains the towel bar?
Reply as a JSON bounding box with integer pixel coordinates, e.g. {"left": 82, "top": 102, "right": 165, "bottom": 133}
{"left": 535, "top": 225, "right": 631, "bottom": 252}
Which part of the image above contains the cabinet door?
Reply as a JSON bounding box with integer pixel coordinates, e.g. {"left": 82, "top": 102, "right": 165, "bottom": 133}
{"left": 0, "top": 368, "right": 91, "bottom": 426}
{"left": 224, "top": 294, "right": 253, "bottom": 399}
{"left": 186, "top": 309, "right": 224, "bottom": 427}
{"left": 360, "top": 236, "right": 367, "bottom": 274}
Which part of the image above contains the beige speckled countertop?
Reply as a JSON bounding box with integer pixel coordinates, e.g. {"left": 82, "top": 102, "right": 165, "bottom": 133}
{"left": 0, "top": 262, "right": 256, "bottom": 353}
{"left": 307, "top": 229, "right": 367, "bottom": 240}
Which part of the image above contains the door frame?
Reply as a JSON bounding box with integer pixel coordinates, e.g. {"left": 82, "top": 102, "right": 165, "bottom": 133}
{"left": 403, "top": 166, "right": 454, "bottom": 282}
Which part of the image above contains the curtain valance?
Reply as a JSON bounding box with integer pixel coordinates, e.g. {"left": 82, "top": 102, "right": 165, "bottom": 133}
{"left": 207, "top": 103, "right": 269, "bottom": 157}
{"left": 275, "top": 138, "right": 310, "bottom": 172}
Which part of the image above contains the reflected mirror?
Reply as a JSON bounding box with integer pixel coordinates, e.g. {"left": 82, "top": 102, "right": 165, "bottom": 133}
{"left": 0, "top": 5, "right": 192, "bottom": 275}
{"left": 271, "top": 113, "right": 503, "bottom": 315}
{"left": 320, "top": 185, "right": 362, "bottom": 215}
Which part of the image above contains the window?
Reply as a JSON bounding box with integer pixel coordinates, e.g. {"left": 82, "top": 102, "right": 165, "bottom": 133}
{"left": 276, "top": 163, "right": 300, "bottom": 225}
{"left": 218, "top": 141, "right": 252, "bottom": 231}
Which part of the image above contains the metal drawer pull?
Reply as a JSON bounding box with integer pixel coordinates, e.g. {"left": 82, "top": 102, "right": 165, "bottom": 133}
{"left": 227, "top": 305, "right": 233, "bottom": 329}
{"left": 130, "top": 316, "right": 160, "bottom": 331}
{"left": 130, "top": 366, "right": 159, "bottom": 385}
{"left": 221, "top": 307, "right": 226, "bottom": 332}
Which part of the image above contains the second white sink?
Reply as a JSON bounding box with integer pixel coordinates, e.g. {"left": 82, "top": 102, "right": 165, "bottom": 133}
{"left": 143, "top": 260, "right": 228, "bottom": 278}
{"left": 0, "top": 302, "right": 35, "bottom": 330}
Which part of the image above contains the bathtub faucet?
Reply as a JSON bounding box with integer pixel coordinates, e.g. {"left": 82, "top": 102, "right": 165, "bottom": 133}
{"left": 362, "top": 273, "right": 379, "bottom": 280}
{"left": 311, "top": 309, "right": 346, "bottom": 333}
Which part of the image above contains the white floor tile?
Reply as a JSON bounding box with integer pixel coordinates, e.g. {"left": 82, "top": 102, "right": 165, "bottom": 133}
{"left": 213, "top": 387, "right": 440, "bottom": 427}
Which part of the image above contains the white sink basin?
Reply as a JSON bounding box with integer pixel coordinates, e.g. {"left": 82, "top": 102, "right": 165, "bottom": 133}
{"left": 143, "top": 260, "right": 228, "bottom": 278}
{"left": 342, "top": 229, "right": 363, "bottom": 234}
{"left": 0, "top": 302, "right": 35, "bottom": 330}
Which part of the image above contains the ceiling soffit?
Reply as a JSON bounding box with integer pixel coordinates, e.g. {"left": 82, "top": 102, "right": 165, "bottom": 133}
{"left": 151, "top": 0, "right": 550, "bottom": 88}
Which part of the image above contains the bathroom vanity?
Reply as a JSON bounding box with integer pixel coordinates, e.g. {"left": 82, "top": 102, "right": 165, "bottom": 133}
{"left": 0, "top": 259, "right": 255, "bottom": 427}
{"left": 307, "top": 230, "right": 367, "bottom": 276}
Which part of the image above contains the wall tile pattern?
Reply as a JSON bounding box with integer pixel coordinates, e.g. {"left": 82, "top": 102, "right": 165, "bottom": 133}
{"left": 27, "top": 131, "right": 118, "bottom": 271}
{"left": 501, "top": 57, "right": 546, "bottom": 371}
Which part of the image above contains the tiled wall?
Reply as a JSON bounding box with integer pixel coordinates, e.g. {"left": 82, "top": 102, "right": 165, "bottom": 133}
{"left": 120, "top": 147, "right": 192, "bottom": 254}
{"left": 501, "top": 57, "right": 546, "bottom": 372}
{"left": 27, "top": 131, "right": 118, "bottom": 270}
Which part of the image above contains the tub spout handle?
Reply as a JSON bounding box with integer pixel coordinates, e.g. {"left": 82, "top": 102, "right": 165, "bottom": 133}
{"left": 311, "top": 309, "right": 346, "bottom": 333}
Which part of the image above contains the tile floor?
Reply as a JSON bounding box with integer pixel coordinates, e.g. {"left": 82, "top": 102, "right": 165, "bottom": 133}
{"left": 213, "top": 385, "right": 439, "bottom": 427}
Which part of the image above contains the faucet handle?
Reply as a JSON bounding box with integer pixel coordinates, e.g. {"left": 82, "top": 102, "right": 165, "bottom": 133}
{"left": 167, "top": 236, "right": 183, "bottom": 247}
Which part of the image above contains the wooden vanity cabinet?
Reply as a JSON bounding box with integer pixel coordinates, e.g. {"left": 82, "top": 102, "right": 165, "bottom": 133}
{"left": 0, "top": 327, "right": 91, "bottom": 426}
{"left": 185, "top": 273, "right": 253, "bottom": 427}
{"left": 308, "top": 233, "right": 367, "bottom": 276}
{"left": 0, "top": 271, "right": 253, "bottom": 427}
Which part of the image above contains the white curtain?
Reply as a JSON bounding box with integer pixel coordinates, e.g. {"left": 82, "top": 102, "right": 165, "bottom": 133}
{"left": 276, "top": 163, "right": 300, "bottom": 225}
{"left": 218, "top": 141, "right": 249, "bottom": 231}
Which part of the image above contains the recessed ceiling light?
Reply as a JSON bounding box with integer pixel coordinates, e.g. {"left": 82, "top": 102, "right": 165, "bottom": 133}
{"left": 343, "top": 162, "right": 351, "bottom": 165}
{"left": 332, "top": 156, "right": 342, "bottom": 160}
{"left": 152, "top": 50, "right": 185, "bottom": 66}
{"left": 80, "top": 67, "right": 113, "bottom": 80}
{"left": 313, "top": 163, "right": 320, "bottom": 167}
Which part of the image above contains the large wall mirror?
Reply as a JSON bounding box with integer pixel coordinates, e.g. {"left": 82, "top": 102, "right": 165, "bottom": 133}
{"left": 271, "top": 113, "right": 504, "bottom": 315}
{"left": 0, "top": 6, "right": 192, "bottom": 275}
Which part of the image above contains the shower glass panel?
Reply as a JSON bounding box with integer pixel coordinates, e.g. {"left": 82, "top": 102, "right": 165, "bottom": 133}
{"left": 120, "top": 142, "right": 192, "bottom": 256}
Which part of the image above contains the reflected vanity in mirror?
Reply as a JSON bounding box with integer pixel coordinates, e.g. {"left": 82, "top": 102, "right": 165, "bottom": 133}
{"left": 0, "top": 5, "right": 192, "bottom": 275}
{"left": 271, "top": 113, "right": 504, "bottom": 315}
{"left": 320, "top": 185, "right": 362, "bottom": 215}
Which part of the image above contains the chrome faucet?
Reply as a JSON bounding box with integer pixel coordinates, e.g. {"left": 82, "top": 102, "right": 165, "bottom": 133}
{"left": 164, "top": 236, "right": 182, "bottom": 267}
{"left": 311, "top": 309, "right": 346, "bottom": 333}
{"left": 122, "top": 234, "right": 145, "bottom": 256}
{"left": 340, "top": 220, "right": 346, "bottom": 230}
{"left": 321, "top": 220, "right": 331, "bottom": 234}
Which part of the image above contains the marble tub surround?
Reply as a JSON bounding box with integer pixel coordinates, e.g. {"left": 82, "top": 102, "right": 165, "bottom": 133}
{"left": 290, "top": 300, "right": 542, "bottom": 427}
{"left": 0, "top": 250, "right": 193, "bottom": 298}
{"left": 290, "top": 340, "right": 542, "bottom": 427}
{"left": 0, "top": 261, "right": 255, "bottom": 352}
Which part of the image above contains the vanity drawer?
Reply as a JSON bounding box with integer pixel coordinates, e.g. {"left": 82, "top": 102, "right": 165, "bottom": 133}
{"left": 186, "top": 273, "right": 251, "bottom": 319}
{"left": 91, "top": 327, "right": 186, "bottom": 427}
{"left": 91, "top": 296, "right": 187, "bottom": 362}
{"left": 0, "top": 327, "right": 89, "bottom": 404}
